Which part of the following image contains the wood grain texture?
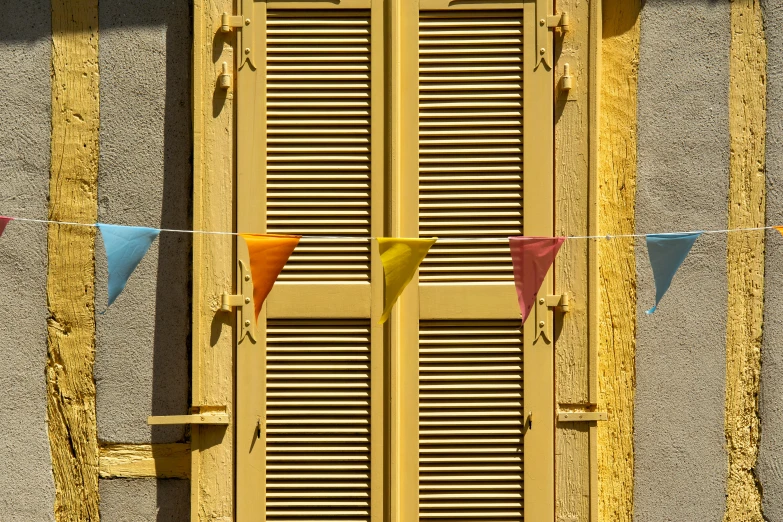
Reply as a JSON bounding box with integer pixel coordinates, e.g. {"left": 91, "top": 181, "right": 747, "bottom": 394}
{"left": 192, "top": 0, "right": 235, "bottom": 519}
{"left": 597, "top": 1, "right": 641, "bottom": 521}
{"left": 99, "top": 444, "right": 191, "bottom": 479}
{"left": 47, "top": 1, "right": 101, "bottom": 520}
{"left": 725, "top": 1, "right": 767, "bottom": 520}
{"left": 554, "top": 0, "right": 592, "bottom": 518}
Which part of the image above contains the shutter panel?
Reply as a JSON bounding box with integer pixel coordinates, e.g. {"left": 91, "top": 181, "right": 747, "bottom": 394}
{"left": 265, "top": 9, "right": 372, "bottom": 283}
{"left": 411, "top": 4, "right": 554, "bottom": 521}
{"left": 419, "top": 321, "right": 524, "bottom": 521}
{"left": 265, "top": 320, "right": 371, "bottom": 521}
{"left": 418, "top": 11, "right": 523, "bottom": 284}
{"left": 237, "top": 2, "right": 383, "bottom": 521}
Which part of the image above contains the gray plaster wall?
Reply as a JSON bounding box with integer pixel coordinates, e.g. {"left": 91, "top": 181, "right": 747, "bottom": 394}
{"left": 100, "top": 479, "right": 189, "bottom": 521}
{"left": 759, "top": 1, "right": 783, "bottom": 518}
{"left": 0, "top": 1, "right": 56, "bottom": 519}
{"left": 96, "top": 0, "right": 192, "bottom": 517}
{"left": 633, "top": 1, "right": 730, "bottom": 520}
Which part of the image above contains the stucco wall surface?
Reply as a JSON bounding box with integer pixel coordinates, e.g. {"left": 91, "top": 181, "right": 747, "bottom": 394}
{"left": 100, "top": 478, "right": 189, "bottom": 521}
{"left": 96, "top": 0, "right": 192, "bottom": 445}
{"left": 96, "top": 0, "right": 192, "bottom": 516}
{"left": 0, "top": 1, "right": 56, "bottom": 519}
{"left": 633, "top": 1, "right": 730, "bottom": 520}
{"left": 759, "top": 1, "right": 783, "bottom": 518}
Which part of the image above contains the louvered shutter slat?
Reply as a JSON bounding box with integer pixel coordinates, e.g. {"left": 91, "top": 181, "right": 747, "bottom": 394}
{"left": 419, "top": 321, "right": 524, "bottom": 521}
{"left": 266, "top": 10, "right": 372, "bottom": 283}
{"left": 266, "top": 320, "right": 372, "bottom": 522}
{"left": 419, "top": 11, "right": 523, "bottom": 283}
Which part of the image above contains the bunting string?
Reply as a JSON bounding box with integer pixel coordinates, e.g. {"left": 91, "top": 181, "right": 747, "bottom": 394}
{"left": 3, "top": 214, "right": 781, "bottom": 317}
{"left": 0, "top": 215, "right": 778, "bottom": 240}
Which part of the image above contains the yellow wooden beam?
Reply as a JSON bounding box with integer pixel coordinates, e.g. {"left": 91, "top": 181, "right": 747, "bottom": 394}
{"left": 725, "top": 1, "right": 767, "bottom": 520}
{"left": 99, "top": 444, "right": 191, "bottom": 479}
{"left": 597, "top": 1, "right": 641, "bottom": 521}
{"left": 47, "top": 0, "right": 100, "bottom": 520}
{"left": 554, "top": 0, "right": 593, "bottom": 516}
{"left": 192, "top": 0, "right": 235, "bottom": 519}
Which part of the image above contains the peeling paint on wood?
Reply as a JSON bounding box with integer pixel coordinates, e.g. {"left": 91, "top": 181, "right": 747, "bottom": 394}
{"left": 192, "top": 0, "right": 235, "bottom": 519}
{"left": 554, "top": 0, "right": 592, "bottom": 517}
{"left": 47, "top": 0, "right": 100, "bottom": 520}
{"left": 724, "top": 1, "right": 767, "bottom": 520}
{"left": 598, "top": 1, "right": 641, "bottom": 521}
{"left": 99, "top": 444, "right": 190, "bottom": 479}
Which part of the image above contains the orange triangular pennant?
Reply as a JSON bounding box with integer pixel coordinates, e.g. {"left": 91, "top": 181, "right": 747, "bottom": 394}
{"left": 775, "top": 226, "right": 783, "bottom": 237}
{"left": 240, "top": 234, "right": 300, "bottom": 320}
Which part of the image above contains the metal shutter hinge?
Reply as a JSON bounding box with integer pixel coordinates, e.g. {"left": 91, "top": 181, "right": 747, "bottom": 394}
{"left": 219, "top": 0, "right": 255, "bottom": 70}
{"left": 536, "top": 0, "right": 569, "bottom": 69}
{"left": 557, "top": 411, "right": 608, "bottom": 423}
{"left": 535, "top": 292, "right": 570, "bottom": 343}
{"left": 148, "top": 405, "right": 230, "bottom": 426}
{"left": 220, "top": 260, "right": 256, "bottom": 342}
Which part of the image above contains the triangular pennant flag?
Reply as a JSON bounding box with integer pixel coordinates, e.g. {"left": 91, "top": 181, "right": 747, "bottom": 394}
{"left": 509, "top": 236, "right": 565, "bottom": 324}
{"left": 645, "top": 232, "right": 702, "bottom": 314}
{"left": 98, "top": 224, "right": 161, "bottom": 307}
{"left": 378, "top": 238, "right": 437, "bottom": 324}
{"left": 240, "top": 234, "right": 300, "bottom": 320}
{"left": 775, "top": 226, "right": 783, "bottom": 237}
{"left": 0, "top": 216, "right": 13, "bottom": 237}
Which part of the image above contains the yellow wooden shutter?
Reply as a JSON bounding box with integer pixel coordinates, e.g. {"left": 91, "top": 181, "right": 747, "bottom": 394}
{"left": 236, "top": 1, "right": 553, "bottom": 519}
{"left": 398, "top": 2, "right": 554, "bottom": 520}
{"left": 235, "top": 2, "right": 384, "bottom": 521}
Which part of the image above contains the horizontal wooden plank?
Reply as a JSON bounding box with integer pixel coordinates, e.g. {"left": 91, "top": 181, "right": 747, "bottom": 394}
{"left": 99, "top": 443, "right": 190, "bottom": 479}
{"left": 420, "top": 283, "right": 518, "bottom": 319}
{"left": 267, "top": 282, "right": 371, "bottom": 318}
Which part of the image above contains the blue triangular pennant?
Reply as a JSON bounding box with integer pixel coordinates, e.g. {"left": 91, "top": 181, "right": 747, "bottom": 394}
{"left": 645, "top": 232, "right": 702, "bottom": 314}
{"left": 98, "top": 224, "right": 160, "bottom": 306}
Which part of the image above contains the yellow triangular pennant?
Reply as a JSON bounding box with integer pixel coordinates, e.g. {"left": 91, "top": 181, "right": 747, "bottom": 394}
{"left": 775, "top": 226, "right": 783, "bottom": 237}
{"left": 378, "top": 237, "right": 436, "bottom": 324}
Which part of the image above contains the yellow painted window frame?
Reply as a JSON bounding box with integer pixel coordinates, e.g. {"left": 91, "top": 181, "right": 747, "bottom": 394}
{"left": 190, "top": 0, "right": 587, "bottom": 520}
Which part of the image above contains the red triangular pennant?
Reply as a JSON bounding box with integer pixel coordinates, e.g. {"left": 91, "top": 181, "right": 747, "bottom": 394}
{"left": 509, "top": 236, "right": 565, "bottom": 324}
{"left": 0, "top": 217, "right": 13, "bottom": 237}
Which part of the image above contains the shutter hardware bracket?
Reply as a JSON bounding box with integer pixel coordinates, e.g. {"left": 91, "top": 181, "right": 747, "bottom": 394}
{"left": 220, "top": 260, "right": 256, "bottom": 342}
{"left": 536, "top": 0, "right": 569, "bottom": 69}
{"left": 535, "top": 292, "right": 569, "bottom": 343}
{"left": 219, "top": 0, "right": 255, "bottom": 70}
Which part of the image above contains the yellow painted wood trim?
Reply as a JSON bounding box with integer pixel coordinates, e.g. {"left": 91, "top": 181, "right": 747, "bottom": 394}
{"left": 724, "top": 1, "right": 767, "bottom": 520}
{"left": 369, "top": 1, "right": 387, "bottom": 519}
{"left": 191, "top": 0, "right": 235, "bottom": 519}
{"left": 267, "top": 283, "right": 371, "bottom": 318}
{"left": 597, "top": 1, "right": 641, "bottom": 521}
{"left": 47, "top": 1, "right": 101, "bottom": 520}
{"left": 553, "top": 0, "right": 596, "bottom": 517}
{"left": 99, "top": 444, "right": 191, "bottom": 479}
{"left": 522, "top": 1, "right": 555, "bottom": 518}
{"left": 392, "top": 0, "right": 420, "bottom": 519}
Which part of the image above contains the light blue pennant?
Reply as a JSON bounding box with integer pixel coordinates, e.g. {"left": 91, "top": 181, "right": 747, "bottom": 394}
{"left": 98, "top": 224, "right": 160, "bottom": 306}
{"left": 645, "top": 232, "right": 702, "bottom": 314}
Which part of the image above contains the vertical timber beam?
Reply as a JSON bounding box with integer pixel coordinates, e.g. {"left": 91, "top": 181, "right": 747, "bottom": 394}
{"left": 597, "top": 1, "right": 641, "bottom": 521}
{"left": 47, "top": 1, "right": 101, "bottom": 520}
{"left": 553, "top": 0, "right": 593, "bottom": 517}
{"left": 724, "top": 0, "right": 767, "bottom": 520}
{"left": 192, "top": 0, "right": 235, "bottom": 520}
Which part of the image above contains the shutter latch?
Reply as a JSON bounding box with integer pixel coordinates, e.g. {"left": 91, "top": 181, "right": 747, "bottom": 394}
{"left": 219, "top": 0, "right": 255, "bottom": 70}
{"left": 535, "top": 292, "right": 570, "bottom": 343}
{"left": 557, "top": 411, "right": 608, "bottom": 423}
{"left": 148, "top": 405, "right": 230, "bottom": 426}
{"left": 536, "top": 0, "right": 569, "bottom": 68}
{"left": 220, "top": 260, "right": 256, "bottom": 342}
